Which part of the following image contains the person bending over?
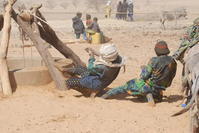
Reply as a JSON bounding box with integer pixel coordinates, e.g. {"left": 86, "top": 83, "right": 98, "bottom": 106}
{"left": 65, "top": 44, "right": 125, "bottom": 97}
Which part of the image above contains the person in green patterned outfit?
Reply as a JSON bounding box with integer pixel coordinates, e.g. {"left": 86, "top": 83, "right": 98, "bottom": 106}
{"left": 101, "top": 41, "right": 177, "bottom": 106}
{"left": 173, "top": 17, "right": 199, "bottom": 61}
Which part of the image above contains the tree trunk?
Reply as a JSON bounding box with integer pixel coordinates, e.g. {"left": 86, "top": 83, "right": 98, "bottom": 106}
{"left": 0, "top": 0, "right": 16, "bottom": 95}
{"left": 11, "top": 9, "right": 67, "bottom": 90}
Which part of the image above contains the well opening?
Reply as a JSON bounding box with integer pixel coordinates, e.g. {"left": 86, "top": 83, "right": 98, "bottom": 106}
{"left": 8, "top": 58, "right": 52, "bottom": 89}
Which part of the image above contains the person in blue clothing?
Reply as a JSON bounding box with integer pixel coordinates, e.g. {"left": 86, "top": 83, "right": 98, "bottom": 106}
{"left": 72, "top": 12, "right": 87, "bottom": 40}
{"left": 65, "top": 44, "right": 125, "bottom": 96}
{"left": 127, "top": 0, "right": 134, "bottom": 21}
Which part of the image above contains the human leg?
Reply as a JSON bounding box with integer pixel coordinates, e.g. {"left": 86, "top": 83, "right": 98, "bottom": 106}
{"left": 76, "top": 33, "right": 81, "bottom": 39}
{"left": 129, "top": 13, "right": 133, "bottom": 21}
{"left": 63, "top": 66, "right": 89, "bottom": 77}
{"left": 82, "top": 31, "right": 88, "bottom": 40}
{"left": 66, "top": 78, "right": 84, "bottom": 89}
{"left": 101, "top": 79, "right": 143, "bottom": 99}
{"left": 101, "top": 84, "right": 128, "bottom": 99}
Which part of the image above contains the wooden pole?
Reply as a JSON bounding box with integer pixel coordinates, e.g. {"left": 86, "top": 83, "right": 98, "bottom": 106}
{"left": 0, "top": 14, "right": 4, "bottom": 31}
{"left": 35, "top": 10, "right": 86, "bottom": 67}
{"left": 11, "top": 9, "right": 67, "bottom": 90}
{"left": 0, "top": 0, "right": 16, "bottom": 95}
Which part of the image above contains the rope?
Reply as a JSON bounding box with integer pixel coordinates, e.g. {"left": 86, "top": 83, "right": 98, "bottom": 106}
{"left": 32, "top": 14, "right": 49, "bottom": 25}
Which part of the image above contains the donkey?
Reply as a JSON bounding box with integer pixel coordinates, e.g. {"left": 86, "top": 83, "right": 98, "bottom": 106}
{"left": 160, "top": 8, "right": 187, "bottom": 30}
{"left": 172, "top": 44, "right": 199, "bottom": 133}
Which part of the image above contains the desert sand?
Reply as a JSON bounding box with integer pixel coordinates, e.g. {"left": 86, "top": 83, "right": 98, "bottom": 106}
{"left": 0, "top": 0, "right": 199, "bottom": 133}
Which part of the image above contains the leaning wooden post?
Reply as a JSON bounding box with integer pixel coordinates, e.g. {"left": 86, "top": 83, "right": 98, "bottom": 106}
{"left": 0, "top": 0, "right": 16, "bottom": 95}
{"left": 0, "top": 81, "right": 2, "bottom": 92}
{"left": 35, "top": 10, "right": 86, "bottom": 67}
{"left": 0, "top": 14, "right": 4, "bottom": 31}
{"left": 11, "top": 8, "right": 67, "bottom": 90}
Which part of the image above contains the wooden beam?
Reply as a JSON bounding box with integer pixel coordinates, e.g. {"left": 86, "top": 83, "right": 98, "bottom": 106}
{"left": 11, "top": 9, "right": 67, "bottom": 90}
{"left": 35, "top": 10, "right": 86, "bottom": 67}
{"left": 0, "top": 0, "right": 16, "bottom": 95}
{"left": 0, "top": 14, "right": 4, "bottom": 31}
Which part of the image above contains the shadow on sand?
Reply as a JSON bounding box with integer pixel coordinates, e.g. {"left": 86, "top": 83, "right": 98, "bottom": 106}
{"left": 71, "top": 87, "right": 183, "bottom": 104}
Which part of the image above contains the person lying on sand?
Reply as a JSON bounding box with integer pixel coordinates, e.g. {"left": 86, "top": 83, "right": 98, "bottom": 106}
{"left": 101, "top": 41, "right": 177, "bottom": 106}
{"left": 65, "top": 44, "right": 125, "bottom": 97}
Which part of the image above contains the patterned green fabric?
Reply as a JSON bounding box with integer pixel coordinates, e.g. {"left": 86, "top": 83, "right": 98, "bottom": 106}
{"left": 181, "top": 25, "right": 199, "bottom": 47}
{"left": 173, "top": 25, "right": 199, "bottom": 59}
{"left": 87, "top": 57, "right": 105, "bottom": 77}
{"left": 140, "top": 64, "right": 152, "bottom": 80}
{"left": 105, "top": 62, "right": 156, "bottom": 97}
{"left": 87, "top": 57, "right": 95, "bottom": 70}
{"left": 127, "top": 79, "right": 153, "bottom": 95}
{"left": 134, "top": 79, "right": 145, "bottom": 89}
{"left": 103, "top": 55, "right": 177, "bottom": 98}
{"left": 105, "top": 78, "right": 153, "bottom": 97}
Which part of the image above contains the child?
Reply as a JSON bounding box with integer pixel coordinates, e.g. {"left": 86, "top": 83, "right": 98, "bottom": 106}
{"left": 72, "top": 12, "right": 87, "bottom": 40}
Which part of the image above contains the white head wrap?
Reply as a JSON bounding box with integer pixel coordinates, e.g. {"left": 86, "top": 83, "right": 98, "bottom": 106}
{"left": 99, "top": 44, "right": 118, "bottom": 62}
{"left": 94, "top": 44, "right": 126, "bottom": 70}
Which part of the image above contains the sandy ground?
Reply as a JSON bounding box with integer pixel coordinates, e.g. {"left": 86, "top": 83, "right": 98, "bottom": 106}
{"left": 1, "top": 0, "right": 199, "bottom": 133}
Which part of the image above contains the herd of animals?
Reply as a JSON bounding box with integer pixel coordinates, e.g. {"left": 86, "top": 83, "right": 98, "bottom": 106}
{"left": 0, "top": 4, "right": 198, "bottom": 133}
